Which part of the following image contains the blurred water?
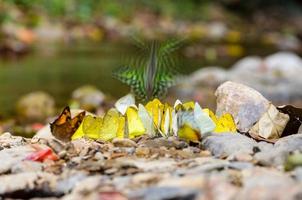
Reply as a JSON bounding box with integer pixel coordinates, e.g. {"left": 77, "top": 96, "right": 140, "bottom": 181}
{"left": 0, "top": 40, "right": 276, "bottom": 116}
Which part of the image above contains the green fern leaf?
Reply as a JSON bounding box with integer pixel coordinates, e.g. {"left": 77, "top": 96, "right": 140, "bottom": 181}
{"left": 113, "top": 39, "right": 183, "bottom": 102}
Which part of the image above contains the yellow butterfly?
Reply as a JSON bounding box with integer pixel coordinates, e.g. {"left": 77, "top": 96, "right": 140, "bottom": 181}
{"left": 98, "top": 108, "right": 121, "bottom": 141}
{"left": 145, "top": 98, "right": 164, "bottom": 128}
{"left": 175, "top": 102, "right": 220, "bottom": 142}
{"left": 206, "top": 109, "right": 237, "bottom": 133}
{"left": 178, "top": 123, "right": 201, "bottom": 142}
{"left": 138, "top": 104, "right": 156, "bottom": 137}
{"left": 160, "top": 103, "right": 173, "bottom": 137}
{"left": 126, "top": 106, "right": 145, "bottom": 138}
{"left": 72, "top": 115, "right": 104, "bottom": 140}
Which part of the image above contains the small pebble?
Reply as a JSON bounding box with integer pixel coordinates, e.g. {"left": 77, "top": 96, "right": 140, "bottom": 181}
{"left": 94, "top": 152, "right": 104, "bottom": 160}
{"left": 200, "top": 150, "right": 212, "bottom": 157}
{"left": 233, "top": 153, "right": 253, "bottom": 162}
{"left": 136, "top": 147, "right": 150, "bottom": 157}
{"left": 2, "top": 143, "right": 10, "bottom": 148}
{"left": 58, "top": 150, "right": 67, "bottom": 158}
{"left": 112, "top": 138, "right": 137, "bottom": 148}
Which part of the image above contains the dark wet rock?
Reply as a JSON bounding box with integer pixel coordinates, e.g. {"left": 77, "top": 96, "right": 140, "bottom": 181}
{"left": 215, "top": 81, "right": 271, "bottom": 132}
{"left": 71, "top": 85, "right": 105, "bottom": 111}
{"left": 202, "top": 133, "right": 272, "bottom": 158}
{"left": 255, "top": 134, "right": 302, "bottom": 166}
{"left": 16, "top": 91, "right": 55, "bottom": 122}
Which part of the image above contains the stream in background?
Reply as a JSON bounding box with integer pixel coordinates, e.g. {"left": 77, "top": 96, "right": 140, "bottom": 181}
{"left": 0, "top": 40, "right": 280, "bottom": 116}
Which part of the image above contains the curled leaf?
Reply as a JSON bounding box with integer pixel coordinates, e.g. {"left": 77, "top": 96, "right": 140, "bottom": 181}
{"left": 250, "top": 103, "right": 289, "bottom": 140}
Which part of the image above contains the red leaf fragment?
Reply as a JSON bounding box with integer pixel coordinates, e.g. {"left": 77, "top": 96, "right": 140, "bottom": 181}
{"left": 25, "top": 148, "right": 59, "bottom": 162}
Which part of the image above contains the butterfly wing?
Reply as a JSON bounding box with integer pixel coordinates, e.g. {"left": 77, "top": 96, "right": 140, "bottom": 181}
{"left": 50, "top": 107, "right": 71, "bottom": 128}
{"left": 50, "top": 107, "right": 85, "bottom": 142}
{"left": 82, "top": 115, "right": 103, "bottom": 139}
{"left": 99, "top": 108, "right": 121, "bottom": 141}
{"left": 215, "top": 113, "right": 237, "bottom": 133}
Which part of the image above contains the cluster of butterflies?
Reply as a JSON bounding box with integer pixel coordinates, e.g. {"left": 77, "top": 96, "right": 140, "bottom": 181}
{"left": 50, "top": 94, "right": 237, "bottom": 143}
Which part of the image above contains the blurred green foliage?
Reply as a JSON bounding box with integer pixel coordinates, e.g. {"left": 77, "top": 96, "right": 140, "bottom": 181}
{"left": 0, "top": 0, "right": 300, "bottom": 26}
{"left": 0, "top": 0, "right": 211, "bottom": 25}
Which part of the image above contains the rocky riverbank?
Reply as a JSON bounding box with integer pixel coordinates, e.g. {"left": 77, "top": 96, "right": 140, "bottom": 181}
{"left": 1, "top": 81, "right": 302, "bottom": 199}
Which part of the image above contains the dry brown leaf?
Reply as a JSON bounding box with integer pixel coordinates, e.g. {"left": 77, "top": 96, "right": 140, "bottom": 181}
{"left": 249, "top": 103, "right": 289, "bottom": 140}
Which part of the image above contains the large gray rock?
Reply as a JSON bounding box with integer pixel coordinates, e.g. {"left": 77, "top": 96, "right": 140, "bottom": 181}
{"left": 255, "top": 134, "right": 302, "bottom": 166}
{"left": 202, "top": 133, "right": 273, "bottom": 158}
{"left": 231, "top": 56, "right": 263, "bottom": 72}
{"left": 215, "top": 81, "right": 270, "bottom": 132}
{"left": 230, "top": 52, "right": 302, "bottom": 103}
{"left": 189, "top": 67, "right": 228, "bottom": 88}
{"left": 16, "top": 91, "right": 55, "bottom": 122}
{"left": 173, "top": 52, "right": 302, "bottom": 104}
{"left": 265, "top": 52, "right": 302, "bottom": 75}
